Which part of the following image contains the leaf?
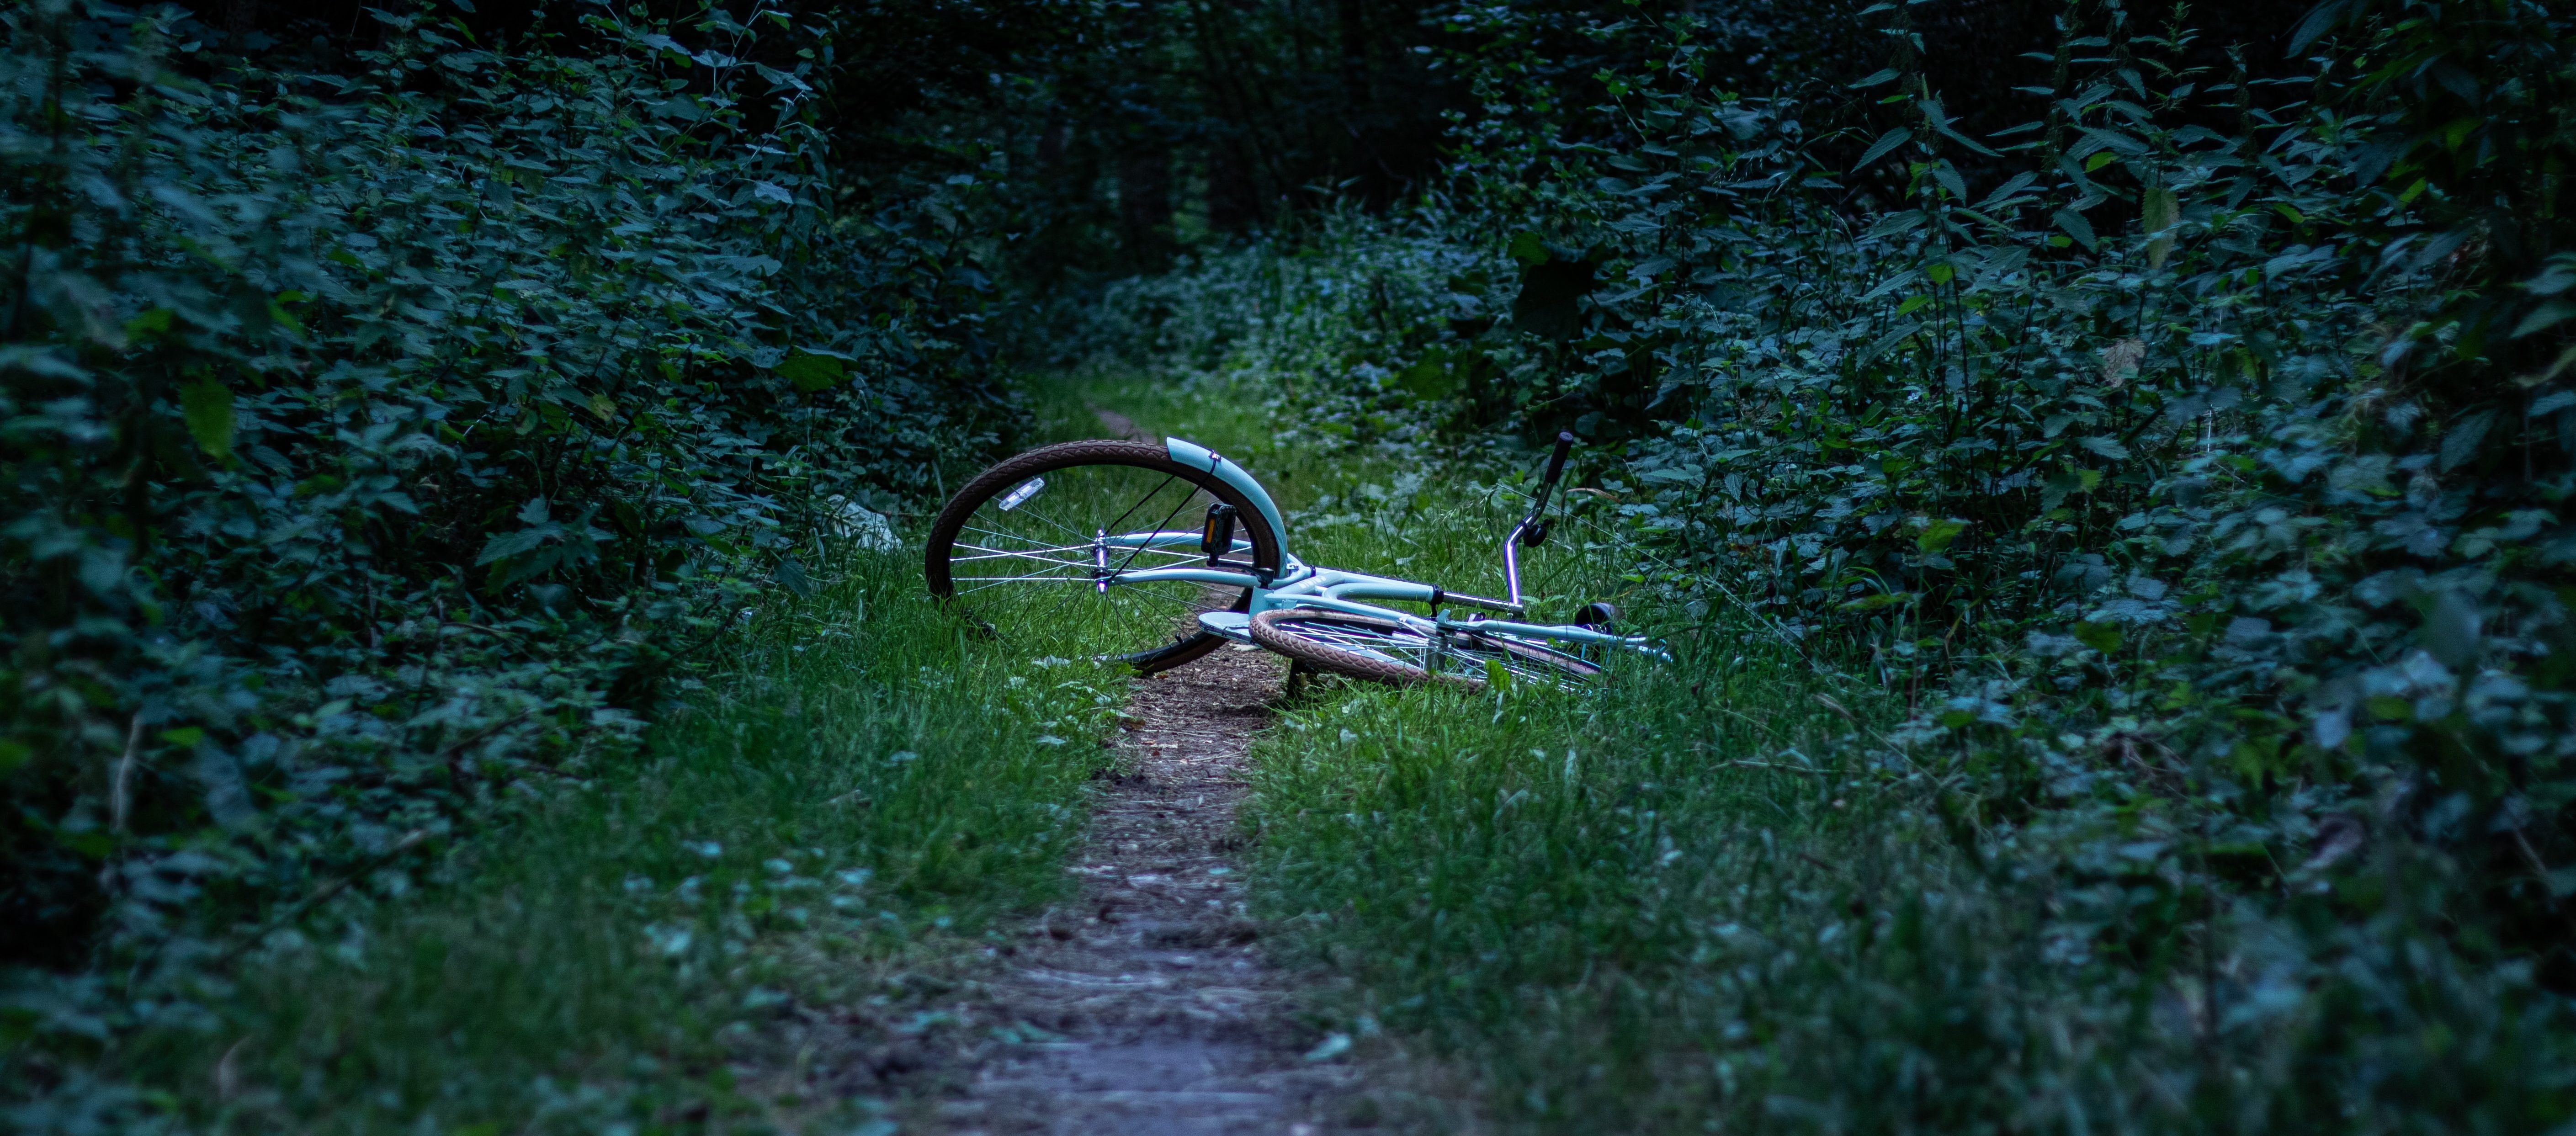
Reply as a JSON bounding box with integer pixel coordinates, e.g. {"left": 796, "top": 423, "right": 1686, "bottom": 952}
{"left": 2288, "top": 0, "right": 2351, "bottom": 52}
{"left": 1850, "top": 68, "right": 1900, "bottom": 89}
{"left": 2142, "top": 186, "right": 2179, "bottom": 269}
{"left": 2053, "top": 208, "right": 2098, "bottom": 250}
{"left": 1508, "top": 232, "right": 1551, "bottom": 265}
{"left": 1932, "top": 121, "right": 2000, "bottom": 158}
{"left": 776, "top": 351, "right": 845, "bottom": 393}
{"left": 1977, "top": 172, "right": 2038, "bottom": 210}
{"left": 2423, "top": 590, "right": 2481, "bottom": 668}
{"left": 2080, "top": 435, "right": 2130, "bottom": 460}
{"left": 1838, "top": 592, "right": 1917, "bottom": 612}
{"left": 774, "top": 557, "right": 816, "bottom": 598}
{"left": 1852, "top": 127, "right": 1912, "bottom": 172}
{"left": 1397, "top": 356, "right": 1457, "bottom": 400}
{"left": 2072, "top": 621, "right": 2123, "bottom": 654}
{"left": 518, "top": 497, "right": 551, "bottom": 525}
{"left": 2141, "top": 186, "right": 2179, "bottom": 234}
{"left": 179, "top": 380, "right": 235, "bottom": 461}
{"left": 2513, "top": 300, "right": 2574, "bottom": 338}
{"left": 123, "top": 307, "right": 175, "bottom": 342}
{"left": 1511, "top": 258, "right": 1595, "bottom": 342}
{"left": 750, "top": 181, "right": 795, "bottom": 205}
{"left": 1916, "top": 517, "right": 1967, "bottom": 554}
{"left": 2439, "top": 409, "right": 2495, "bottom": 471}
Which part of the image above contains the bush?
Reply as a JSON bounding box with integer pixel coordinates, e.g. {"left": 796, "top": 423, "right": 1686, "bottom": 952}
{"left": 1105, "top": 0, "right": 2576, "bottom": 1126}
{"left": 0, "top": 0, "right": 1009, "bottom": 1104}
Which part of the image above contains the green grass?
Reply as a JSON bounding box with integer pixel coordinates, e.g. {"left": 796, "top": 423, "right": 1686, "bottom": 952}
{"left": 1081, "top": 370, "right": 2162, "bottom": 1131}
{"left": 105, "top": 369, "right": 1356, "bottom": 1135}
{"left": 112, "top": 366, "right": 2097, "bottom": 1136}
{"left": 121, "top": 512, "right": 1131, "bottom": 1133}
{"left": 1186, "top": 376, "right": 2549, "bottom": 1134}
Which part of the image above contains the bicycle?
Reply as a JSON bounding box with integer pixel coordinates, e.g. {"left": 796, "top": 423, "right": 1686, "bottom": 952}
{"left": 922, "top": 430, "right": 1663, "bottom": 690}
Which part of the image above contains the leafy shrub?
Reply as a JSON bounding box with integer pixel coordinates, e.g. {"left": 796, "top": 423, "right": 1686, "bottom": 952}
{"left": 1105, "top": 0, "right": 2576, "bottom": 1126}
{"left": 0, "top": 0, "right": 1009, "bottom": 1110}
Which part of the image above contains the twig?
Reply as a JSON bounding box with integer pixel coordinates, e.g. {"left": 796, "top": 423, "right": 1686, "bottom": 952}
{"left": 215, "top": 829, "right": 431, "bottom": 967}
{"left": 111, "top": 713, "right": 143, "bottom": 833}
{"left": 436, "top": 710, "right": 537, "bottom": 776}
{"left": 2507, "top": 822, "right": 2576, "bottom": 936}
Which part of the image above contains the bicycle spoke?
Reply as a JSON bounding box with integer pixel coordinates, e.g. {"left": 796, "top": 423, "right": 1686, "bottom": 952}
{"left": 934, "top": 451, "right": 1263, "bottom": 669}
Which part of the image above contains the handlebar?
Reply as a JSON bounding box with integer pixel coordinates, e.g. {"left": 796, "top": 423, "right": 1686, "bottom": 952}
{"left": 1517, "top": 431, "right": 1576, "bottom": 548}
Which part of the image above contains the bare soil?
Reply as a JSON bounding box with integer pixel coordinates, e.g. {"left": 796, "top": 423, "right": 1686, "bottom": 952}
{"left": 927, "top": 644, "right": 1377, "bottom": 1135}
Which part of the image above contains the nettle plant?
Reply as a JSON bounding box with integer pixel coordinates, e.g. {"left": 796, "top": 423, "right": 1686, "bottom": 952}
{"left": 1413, "top": 0, "right": 2574, "bottom": 1050}
{"left": 0, "top": 0, "right": 1005, "bottom": 1051}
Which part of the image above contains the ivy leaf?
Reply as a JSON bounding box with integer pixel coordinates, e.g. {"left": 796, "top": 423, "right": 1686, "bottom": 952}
{"left": 179, "top": 380, "right": 235, "bottom": 461}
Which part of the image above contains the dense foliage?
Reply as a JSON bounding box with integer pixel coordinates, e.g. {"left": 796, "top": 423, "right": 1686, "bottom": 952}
{"left": 1105, "top": 0, "right": 2576, "bottom": 1126}
{"left": 1, "top": 0, "right": 1010, "bottom": 1114}
{"left": 9, "top": 0, "right": 2573, "bottom": 1127}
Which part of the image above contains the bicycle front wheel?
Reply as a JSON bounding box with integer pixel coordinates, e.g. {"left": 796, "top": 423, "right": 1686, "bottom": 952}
{"left": 1248, "top": 609, "right": 1600, "bottom": 690}
{"left": 925, "top": 440, "right": 1284, "bottom": 674}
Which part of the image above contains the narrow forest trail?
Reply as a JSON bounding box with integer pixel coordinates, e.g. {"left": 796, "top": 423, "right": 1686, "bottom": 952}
{"left": 934, "top": 648, "right": 1359, "bottom": 1135}
{"left": 919, "top": 406, "right": 1383, "bottom": 1135}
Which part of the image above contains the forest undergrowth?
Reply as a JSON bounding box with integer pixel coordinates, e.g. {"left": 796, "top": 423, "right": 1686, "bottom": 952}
{"left": 1077, "top": 1, "right": 2576, "bottom": 1120}
{"left": 117, "top": 554, "right": 1117, "bottom": 1133}
{"left": 10, "top": 0, "right": 2575, "bottom": 1131}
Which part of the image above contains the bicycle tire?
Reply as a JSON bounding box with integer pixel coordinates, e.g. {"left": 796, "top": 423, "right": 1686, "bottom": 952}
{"left": 925, "top": 440, "right": 1284, "bottom": 674}
{"left": 1247, "top": 609, "right": 1600, "bottom": 691}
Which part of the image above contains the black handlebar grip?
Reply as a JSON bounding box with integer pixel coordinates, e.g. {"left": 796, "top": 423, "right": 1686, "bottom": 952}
{"left": 1543, "top": 431, "right": 1574, "bottom": 488}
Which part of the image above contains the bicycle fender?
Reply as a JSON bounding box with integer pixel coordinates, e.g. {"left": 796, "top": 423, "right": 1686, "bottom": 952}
{"left": 1165, "top": 436, "right": 1291, "bottom": 566}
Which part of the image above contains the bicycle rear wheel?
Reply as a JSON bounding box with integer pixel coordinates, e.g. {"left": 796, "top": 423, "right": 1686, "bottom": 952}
{"left": 1248, "top": 609, "right": 1599, "bottom": 690}
{"left": 925, "top": 440, "right": 1284, "bottom": 674}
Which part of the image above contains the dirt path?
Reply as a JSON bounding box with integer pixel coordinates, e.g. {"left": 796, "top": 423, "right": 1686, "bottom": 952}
{"left": 930, "top": 642, "right": 1372, "bottom": 1135}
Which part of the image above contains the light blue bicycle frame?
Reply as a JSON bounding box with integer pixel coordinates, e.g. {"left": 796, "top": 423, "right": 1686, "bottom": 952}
{"left": 1073, "top": 437, "right": 1659, "bottom": 661}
